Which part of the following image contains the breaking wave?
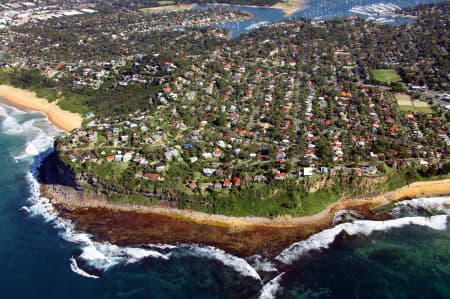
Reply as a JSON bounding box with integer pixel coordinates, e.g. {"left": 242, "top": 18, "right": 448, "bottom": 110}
{"left": 23, "top": 149, "right": 264, "bottom": 281}
{"left": 12, "top": 107, "right": 264, "bottom": 281}
{"left": 171, "top": 244, "right": 262, "bottom": 281}
{"left": 276, "top": 212, "right": 448, "bottom": 265}
{"left": 70, "top": 256, "right": 100, "bottom": 279}
{"left": 0, "top": 103, "right": 60, "bottom": 160}
{"left": 25, "top": 153, "right": 170, "bottom": 278}
{"left": 391, "top": 196, "right": 450, "bottom": 217}
{"left": 248, "top": 255, "right": 278, "bottom": 273}
{"left": 259, "top": 273, "right": 284, "bottom": 299}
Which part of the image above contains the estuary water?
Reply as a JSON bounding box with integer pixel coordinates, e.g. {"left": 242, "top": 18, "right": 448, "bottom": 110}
{"left": 194, "top": 0, "right": 449, "bottom": 38}
{"left": 0, "top": 101, "right": 448, "bottom": 298}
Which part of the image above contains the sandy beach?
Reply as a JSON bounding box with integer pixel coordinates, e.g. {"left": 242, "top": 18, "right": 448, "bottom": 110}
{"left": 270, "top": 0, "right": 310, "bottom": 15}
{"left": 201, "top": 0, "right": 310, "bottom": 16}
{"left": 0, "top": 85, "right": 82, "bottom": 132}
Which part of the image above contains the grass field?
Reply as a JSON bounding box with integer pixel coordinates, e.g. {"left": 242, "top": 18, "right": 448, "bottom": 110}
{"left": 371, "top": 69, "right": 402, "bottom": 84}
{"left": 158, "top": 0, "right": 175, "bottom": 5}
{"left": 140, "top": 4, "right": 195, "bottom": 13}
{"left": 396, "top": 94, "right": 433, "bottom": 114}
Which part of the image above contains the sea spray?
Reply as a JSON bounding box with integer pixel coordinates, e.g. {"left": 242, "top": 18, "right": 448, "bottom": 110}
{"left": 391, "top": 196, "right": 450, "bottom": 217}
{"left": 170, "top": 244, "right": 263, "bottom": 281}
{"left": 276, "top": 213, "right": 448, "bottom": 265}
{"left": 25, "top": 152, "right": 171, "bottom": 277}
{"left": 69, "top": 257, "right": 100, "bottom": 279}
{"left": 259, "top": 273, "right": 284, "bottom": 299}
{"left": 0, "top": 103, "right": 60, "bottom": 161}
{"left": 248, "top": 255, "right": 278, "bottom": 273}
{"left": 21, "top": 134, "right": 263, "bottom": 280}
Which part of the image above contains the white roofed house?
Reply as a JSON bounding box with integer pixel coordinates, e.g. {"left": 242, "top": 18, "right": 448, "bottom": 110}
{"left": 122, "top": 152, "right": 133, "bottom": 162}
{"left": 303, "top": 167, "right": 314, "bottom": 177}
{"left": 164, "top": 148, "right": 180, "bottom": 161}
{"left": 203, "top": 168, "right": 216, "bottom": 176}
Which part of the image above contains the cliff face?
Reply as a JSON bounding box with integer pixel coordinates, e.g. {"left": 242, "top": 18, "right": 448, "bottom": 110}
{"left": 39, "top": 148, "right": 83, "bottom": 190}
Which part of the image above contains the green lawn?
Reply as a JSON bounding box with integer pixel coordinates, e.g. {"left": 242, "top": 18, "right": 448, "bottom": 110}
{"left": 399, "top": 105, "right": 413, "bottom": 112}
{"left": 157, "top": 0, "right": 175, "bottom": 5}
{"left": 413, "top": 106, "right": 433, "bottom": 114}
{"left": 396, "top": 94, "right": 433, "bottom": 114}
{"left": 371, "top": 69, "right": 402, "bottom": 84}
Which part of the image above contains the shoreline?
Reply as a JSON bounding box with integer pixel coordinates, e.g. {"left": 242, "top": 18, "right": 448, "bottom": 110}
{"left": 199, "top": 0, "right": 310, "bottom": 16}
{"left": 42, "top": 178, "right": 450, "bottom": 256}
{"left": 270, "top": 0, "right": 309, "bottom": 15}
{"left": 0, "top": 85, "right": 82, "bottom": 132}
{"left": 45, "top": 178, "right": 450, "bottom": 229}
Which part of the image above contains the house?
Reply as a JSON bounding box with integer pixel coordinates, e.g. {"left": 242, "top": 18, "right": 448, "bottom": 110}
{"left": 303, "top": 167, "right": 314, "bottom": 177}
{"left": 154, "top": 162, "right": 166, "bottom": 172}
{"left": 202, "top": 152, "right": 213, "bottom": 159}
{"left": 223, "top": 179, "right": 232, "bottom": 189}
{"left": 164, "top": 148, "right": 180, "bottom": 161}
{"left": 234, "top": 177, "right": 241, "bottom": 187}
{"left": 88, "top": 131, "right": 97, "bottom": 142}
{"left": 203, "top": 168, "right": 216, "bottom": 176}
{"left": 200, "top": 183, "right": 213, "bottom": 190}
{"left": 243, "top": 175, "right": 253, "bottom": 184}
{"left": 144, "top": 173, "right": 161, "bottom": 181}
{"left": 362, "top": 166, "right": 377, "bottom": 175}
{"left": 122, "top": 152, "right": 133, "bottom": 162}
{"left": 274, "top": 173, "right": 287, "bottom": 180}
{"left": 254, "top": 175, "right": 267, "bottom": 182}
{"left": 188, "top": 180, "right": 197, "bottom": 189}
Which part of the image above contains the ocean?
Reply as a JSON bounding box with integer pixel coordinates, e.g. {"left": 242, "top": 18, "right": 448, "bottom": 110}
{"left": 0, "top": 0, "right": 449, "bottom": 297}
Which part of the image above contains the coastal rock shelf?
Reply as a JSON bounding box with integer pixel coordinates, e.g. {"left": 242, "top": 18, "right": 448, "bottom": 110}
{"left": 40, "top": 177, "right": 450, "bottom": 257}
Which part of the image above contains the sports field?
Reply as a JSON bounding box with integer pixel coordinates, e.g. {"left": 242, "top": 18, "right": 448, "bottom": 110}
{"left": 396, "top": 94, "right": 433, "bottom": 114}
{"left": 371, "top": 69, "right": 402, "bottom": 84}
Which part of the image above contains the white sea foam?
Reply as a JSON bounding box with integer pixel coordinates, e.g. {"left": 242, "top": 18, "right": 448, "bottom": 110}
{"left": 259, "top": 273, "right": 284, "bottom": 299}
{"left": 148, "top": 244, "right": 178, "bottom": 250}
{"left": 0, "top": 103, "right": 59, "bottom": 161}
{"left": 26, "top": 159, "right": 170, "bottom": 277}
{"left": 69, "top": 257, "right": 100, "bottom": 279}
{"left": 248, "top": 255, "right": 278, "bottom": 273}
{"left": 174, "top": 244, "right": 262, "bottom": 281}
{"left": 391, "top": 196, "right": 450, "bottom": 216}
{"left": 24, "top": 147, "right": 261, "bottom": 281}
{"left": 276, "top": 214, "right": 448, "bottom": 265}
{"left": 332, "top": 209, "right": 364, "bottom": 225}
{"left": 8, "top": 107, "right": 170, "bottom": 279}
